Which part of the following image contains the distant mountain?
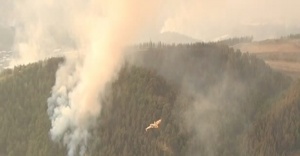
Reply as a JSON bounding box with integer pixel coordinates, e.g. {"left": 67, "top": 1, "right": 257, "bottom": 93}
{"left": 156, "top": 32, "right": 200, "bottom": 44}
{"left": 135, "top": 31, "right": 200, "bottom": 44}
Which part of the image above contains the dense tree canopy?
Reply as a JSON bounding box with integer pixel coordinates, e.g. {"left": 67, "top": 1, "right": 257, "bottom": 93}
{"left": 0, "top": 43, "right": 297, "bottom": 156}
{"left": 243, "top": 80, "right": 300, "bottom": 156}
{"left": 0, "top": 58, "right": 66, "bottom": 156}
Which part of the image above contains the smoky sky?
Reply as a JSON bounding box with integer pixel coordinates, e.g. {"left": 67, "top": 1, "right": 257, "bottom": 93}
{"left": 160, "top": 0, "right": 300, "bottom": 41}
{"left": 1, "top": 0, "right": 300, "bottom": 42}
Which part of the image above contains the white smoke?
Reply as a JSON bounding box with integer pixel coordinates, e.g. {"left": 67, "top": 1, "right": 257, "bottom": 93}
{"left": 45, "top": 0, "right": 160, "bottom": 156}
{"left": 8, "top": 0, "right": 160, "bottom": 154}
{"left": 9, "top": 0, "right": 69, "bottom": 66}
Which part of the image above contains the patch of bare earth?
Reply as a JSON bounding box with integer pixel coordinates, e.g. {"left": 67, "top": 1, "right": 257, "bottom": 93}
{"left": 233, "top": 39, "right": 300, "bottom": 79}
{"left": 265, "top": 60, "right": 300, "bottom": 79}
{"left": 233, "top": 39, "right": 300, "bottom": 54}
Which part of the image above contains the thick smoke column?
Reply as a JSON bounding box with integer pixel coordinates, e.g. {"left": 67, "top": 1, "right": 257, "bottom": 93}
{"left": 46, "top": 0, "right": 160, "bottom": 156}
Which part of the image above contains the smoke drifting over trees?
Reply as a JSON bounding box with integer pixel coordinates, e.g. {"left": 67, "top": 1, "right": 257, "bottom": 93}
{"left": 0, "top": 1, "right": 299, "bottom": 156}
{"left": 44, "top": 1, "right": 160, "bottom": 156}
{"left": 0, "top": 42, "right": 298, "bottom": 156}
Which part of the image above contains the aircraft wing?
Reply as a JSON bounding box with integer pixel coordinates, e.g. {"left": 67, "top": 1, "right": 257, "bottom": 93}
{"left": 155, "top": 119, "right": 162, "bottom": 125}
{"left": 145, "top": 125, "right": 151, "bottom": 131}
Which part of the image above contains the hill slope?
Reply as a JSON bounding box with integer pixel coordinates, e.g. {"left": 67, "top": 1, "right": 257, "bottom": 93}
{"left": 0, "top": 43, "right": 295, "bottom": 156}
{"left": 0, "top": 58, "right": 66, "bottom": 156}
{"left": 243, "top": 80, "right": 300, "bottom": 156}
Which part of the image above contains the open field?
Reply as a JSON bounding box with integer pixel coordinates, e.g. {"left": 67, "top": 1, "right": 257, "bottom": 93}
{"left": 265, "top": 60, "right": 300, "bottom": 79}
{"left": 234, "top": 39, "right": 300, "bottom": 54}
{"left": 233, "top": 39, "right": 300, "bottom": 79}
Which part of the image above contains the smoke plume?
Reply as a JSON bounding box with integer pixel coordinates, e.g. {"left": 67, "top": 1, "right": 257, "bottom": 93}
{"left": 40, "top": 0, "right": 160, "bottom": 156}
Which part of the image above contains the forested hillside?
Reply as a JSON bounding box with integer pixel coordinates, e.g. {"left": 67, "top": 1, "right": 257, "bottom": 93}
{"left": 0, "top": 58, "right": 66, "bottom": 156}
{"left": 0, "top": 43, "right": 297, "bottom": 156}
{"left": 215, "top": 36, "right": 253, "bottom": 46}
{"left": 243, "top": 80, "right": 300, "bottom": 156}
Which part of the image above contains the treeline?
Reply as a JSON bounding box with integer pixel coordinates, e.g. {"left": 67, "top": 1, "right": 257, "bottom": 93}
{"left": 258, "top": 33, "right": 300, "bottom": 44}
{"left": 281, "top": 34, "right": 300, "bottom": 40}
{"left": 215, "top": 36, "right": 253, "bottom": 46}
{"left": 0, "top": 42, "right": 297, "bottom": 156}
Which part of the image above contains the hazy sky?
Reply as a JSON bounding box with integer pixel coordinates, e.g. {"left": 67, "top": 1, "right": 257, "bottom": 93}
{"left": 158, "top": 0, "right": 300, "bottom": 41}
{"left": 1, "top": 0, "right": 300, "bottom": 42}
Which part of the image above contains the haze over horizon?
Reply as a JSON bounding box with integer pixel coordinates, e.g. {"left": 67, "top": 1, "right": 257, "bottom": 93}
{"left": 0, "top": 0, "right": 300, "bottom": 44}
{"left": 134, "top": 0, "right": 300, "bottom": 42}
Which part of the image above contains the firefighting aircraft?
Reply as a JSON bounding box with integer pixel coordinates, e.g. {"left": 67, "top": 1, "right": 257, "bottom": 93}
{"left": 145, "top": 119, "right": 162, "bottom": 131}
